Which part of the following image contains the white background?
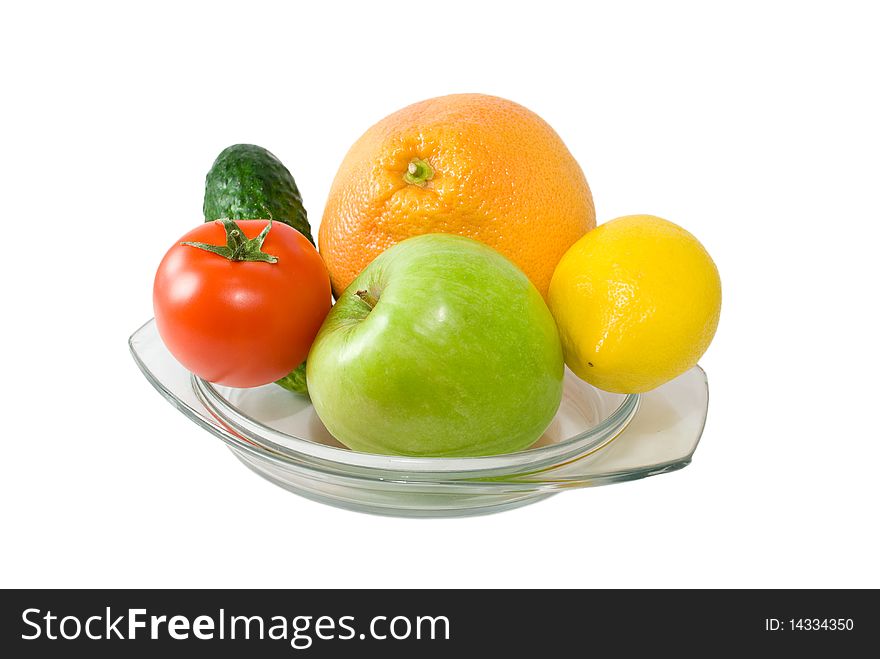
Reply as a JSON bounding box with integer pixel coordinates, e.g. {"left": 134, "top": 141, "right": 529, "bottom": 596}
{"left": 2, "top": 1, "right": 878, "bottom": 588}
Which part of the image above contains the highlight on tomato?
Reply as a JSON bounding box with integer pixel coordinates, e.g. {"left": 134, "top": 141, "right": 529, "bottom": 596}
{"left": 153, "top": 219, "right": 331, "bottom": 388}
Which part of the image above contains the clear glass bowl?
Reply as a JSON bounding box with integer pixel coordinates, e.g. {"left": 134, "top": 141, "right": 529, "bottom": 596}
{"left": 192, "top": 368, "right": 640, "bottom": 479}
{"left": 130, "top": 319, "right": 709, "bottom": 517}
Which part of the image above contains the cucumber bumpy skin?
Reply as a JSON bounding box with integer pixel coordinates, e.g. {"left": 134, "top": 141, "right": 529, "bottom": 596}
{"left": 203, "top": 144, "right": 315, "bottom": 395}
{"left": 203, "top": 144, "right": 314, "bottom": 245}
{"left": 274, "top": 362, "right": 308, "bottom": 394}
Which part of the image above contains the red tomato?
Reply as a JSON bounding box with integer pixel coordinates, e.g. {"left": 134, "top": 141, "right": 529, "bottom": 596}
{"left": 153, "top": 219, "right": 331, "bottom": 388}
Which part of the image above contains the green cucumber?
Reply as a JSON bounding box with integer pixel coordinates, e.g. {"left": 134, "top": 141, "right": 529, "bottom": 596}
{"left": 203, "top": 144, "right": 313, "bottom": 244}
{"left": 203, "top": 144, "right": 313, "bottom": 395}
{"left": 274, "top": 362, "right": 308, "bottom": 395}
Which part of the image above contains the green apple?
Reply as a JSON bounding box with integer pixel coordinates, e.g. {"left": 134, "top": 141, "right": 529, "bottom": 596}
{"left": 306, "top": 234, "right": 564, "bottom": 457}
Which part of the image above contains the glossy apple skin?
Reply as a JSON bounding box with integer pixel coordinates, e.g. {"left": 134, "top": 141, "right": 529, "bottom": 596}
{"left": 307, "top": 234, "right": 564, "bottom": 457}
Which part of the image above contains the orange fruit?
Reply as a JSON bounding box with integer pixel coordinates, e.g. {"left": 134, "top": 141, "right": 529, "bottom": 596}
{"left": 319, "top": 93, "right": 595, "bottom": 299}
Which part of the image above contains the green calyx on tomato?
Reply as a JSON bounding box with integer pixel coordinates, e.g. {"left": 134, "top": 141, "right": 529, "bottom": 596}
{"left": 181, "top": 218, "right": 279, "bottom": 263}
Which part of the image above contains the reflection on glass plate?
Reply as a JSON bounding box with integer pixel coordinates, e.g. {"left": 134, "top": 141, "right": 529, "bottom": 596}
{"left": 130, "top": 319, "right": 708, "bottom": 517}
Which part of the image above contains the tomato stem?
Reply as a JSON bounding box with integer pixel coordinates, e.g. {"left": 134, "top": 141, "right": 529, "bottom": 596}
{"left": 181, "top": 218, "right": 279, "bottom": 263}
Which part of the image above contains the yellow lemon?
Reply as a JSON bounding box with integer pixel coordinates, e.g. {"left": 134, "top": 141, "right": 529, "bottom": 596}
{"left": 548, "top": 215, "right": 721, "bottom": 393}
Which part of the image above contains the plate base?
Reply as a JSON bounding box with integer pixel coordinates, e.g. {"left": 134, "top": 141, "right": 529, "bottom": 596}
{"left": 231, "top": 449, "right": 556, "bottom": 517}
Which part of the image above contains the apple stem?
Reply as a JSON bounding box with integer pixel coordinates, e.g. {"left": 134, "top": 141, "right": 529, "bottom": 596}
{"left": 355, "top": 289, "right": 379, "bottom": 309}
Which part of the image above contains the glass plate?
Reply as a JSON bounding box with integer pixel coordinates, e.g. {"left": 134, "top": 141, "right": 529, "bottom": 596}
{"left": 130, "top": 319, "right": 709, "bottom": 517}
